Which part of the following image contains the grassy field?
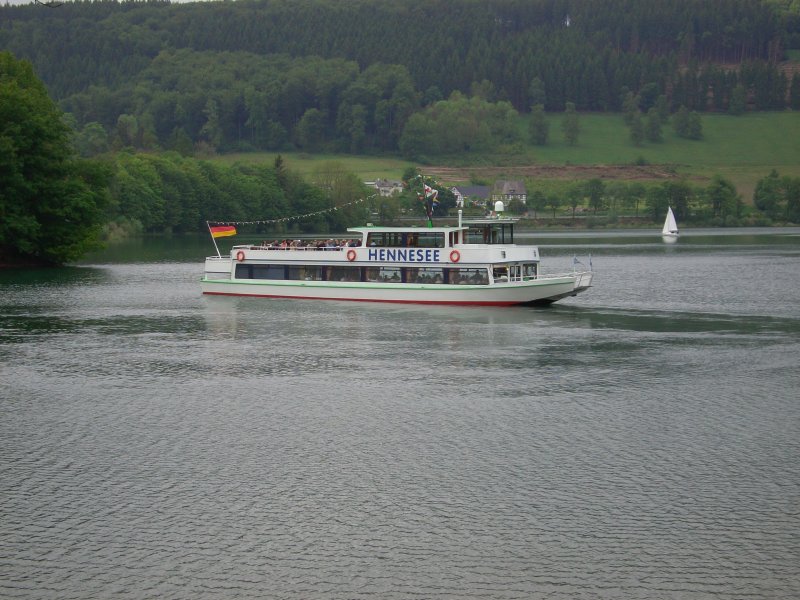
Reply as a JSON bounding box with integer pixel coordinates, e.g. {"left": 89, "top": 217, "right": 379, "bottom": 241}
{"left": 214, "top": 152, "right": 413, "bottom": 181}
{"left": 211, "top": 111, "right": 800, "bottom": 202}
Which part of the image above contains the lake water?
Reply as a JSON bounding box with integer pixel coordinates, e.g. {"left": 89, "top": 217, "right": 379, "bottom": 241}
{"left": 1, "top": 228, "right": 799, "bottom": 599}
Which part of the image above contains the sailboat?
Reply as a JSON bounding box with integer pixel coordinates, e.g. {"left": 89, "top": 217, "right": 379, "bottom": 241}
{"left": 662, "top": 206, "right": 679, "bottom": 243}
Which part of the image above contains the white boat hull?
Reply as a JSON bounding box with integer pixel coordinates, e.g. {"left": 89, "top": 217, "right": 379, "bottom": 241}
{"left": 201, "top": 273, "right": 592, "bottom": 306}
{"left": 662, "top": 233, "right": 679, "bottom": 244}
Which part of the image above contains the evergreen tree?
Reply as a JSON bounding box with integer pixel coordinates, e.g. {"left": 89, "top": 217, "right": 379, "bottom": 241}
{"left": 562, "top": 101, "right": 580, "bottom": 146}
{"left": 654, "top": 95, "right": 669, "bottom": 123}
{"left": 729, "top": 84, "right": 747, "bottom": 115}
{"left": 638, "top": 83, "right": 660, "bottom": 111}
{"left": 705, "top": 175, "right": 739, "bottom": 220}
{"left": 199, "top": 99, "right": 222, "bottom": 150}
{"left": 629, "top": 110, "right": 644, "bottom": 145}
{"left": 673, "top": 105, "right": 690, "bottom": 137}
{"left": 528, "top": 77, "right": 546, "bottom": 107}
{"left": 0, "top": 52, "right": 109, "bottom": 265}
{"left": 790, "top": 74, "right": 800, "bottom": 111}
{"left": 585, "top": 178, "right": 605, "bottom": 214}
{"left": 673, "top": 105, "right": 702, "bottom": 139}
{"left": 622, "top": 91, "right": 639, "bottom": 126}
{"left": 528, "top": 104, "right": 549, "bottom": 145}
{"left": 687, "top": 110, "right": 703, "bottom": 140}
{"left": 645, "top": 107, "right": 662, "bottom": 142}
{"left": 753, "top": 169, "right": 783, "bottom": 219}
{"left": 784, "top": 177, "right": 800, "bottom": 223}
{"left": 294, "top": 108, "right": 327, "bottom": 151}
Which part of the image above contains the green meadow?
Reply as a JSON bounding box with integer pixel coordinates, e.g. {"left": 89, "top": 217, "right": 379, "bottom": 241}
{"left": 527, "top": 111, "right": 800, "bottom": 200}
{"left": 213, "top": 111, "right": 800, "bottom": 202}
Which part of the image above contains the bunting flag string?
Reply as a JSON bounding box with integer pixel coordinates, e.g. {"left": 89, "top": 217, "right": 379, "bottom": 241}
{"left": 208, "top": 193, "right": 378, "bottom": 226}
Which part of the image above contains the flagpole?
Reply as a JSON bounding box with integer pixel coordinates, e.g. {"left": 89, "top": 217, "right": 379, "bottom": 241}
{"left": 207, "top": 221, "right": 222, "bottom": 257}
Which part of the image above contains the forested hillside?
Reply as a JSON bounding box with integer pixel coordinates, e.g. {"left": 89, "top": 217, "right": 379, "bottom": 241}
{"left": 2, "top": 0, "right": 799, "bottom": 156}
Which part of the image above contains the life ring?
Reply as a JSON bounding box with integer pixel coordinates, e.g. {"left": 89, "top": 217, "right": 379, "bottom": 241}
{"left": 236, "top": 250, "right": 245, "bottom": 262}
{"left": 346, "top": 249, "right": 357, "bottom": 262}
{"left": 450, "top": 250, "right": 461, "bottom": 263}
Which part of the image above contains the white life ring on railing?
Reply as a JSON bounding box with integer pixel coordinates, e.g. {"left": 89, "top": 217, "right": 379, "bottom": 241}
{"left": 450, "top": 250, "right": 461, "bottom": 263}
{"left": 236, "top": 250, "right": 246, "bottom": 262}
{"left": 346, "top": 249, "right": 357, "bottom": 262}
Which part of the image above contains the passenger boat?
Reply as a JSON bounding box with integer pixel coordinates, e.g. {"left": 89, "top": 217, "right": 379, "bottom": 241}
{"left": 201, "top": 213, "right": 593, "bottom": 306}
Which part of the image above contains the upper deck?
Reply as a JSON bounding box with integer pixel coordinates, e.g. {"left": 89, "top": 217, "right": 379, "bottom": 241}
{"left": 348, "top": 217, "right": 519, "bottom": 247}
{"left": 220, "top": 218, "right": 537, "bottom": 264}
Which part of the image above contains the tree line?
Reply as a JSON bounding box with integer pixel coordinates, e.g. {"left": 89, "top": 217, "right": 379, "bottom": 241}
{"left": 514, "top": 174, "right": 800, "bottom": 226}
{"left": 1, "top": 0, "right": 799, "bottom": 157}
{"left": 107, "top": 151, "right": 372, "bottom": 237}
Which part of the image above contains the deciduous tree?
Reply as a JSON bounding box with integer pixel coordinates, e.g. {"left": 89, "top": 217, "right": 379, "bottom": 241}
{"left": 0, "top": 52, "right": 109, "bottom": 266}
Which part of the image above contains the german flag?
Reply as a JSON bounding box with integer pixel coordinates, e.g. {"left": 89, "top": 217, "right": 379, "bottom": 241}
{"left": 209, "top": 225, "right": 237, "bottom": 238}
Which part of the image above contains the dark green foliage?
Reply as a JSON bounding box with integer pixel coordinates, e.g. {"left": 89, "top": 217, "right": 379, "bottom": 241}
{"left": 790, "top": 74, "right": 800, "bottom": 110}
{"left": 0, "top": 0, "right": 793, "bottom": 158}
{"left": 729, "top": 84, "right": 747, "bottom": 115}
{"left": 754, "top": 169, "right": 783, "bottom": 219}
{"left": 622, "top": 91, "right": 639, "bottom": 126}
{"left": 399, "top": 94, "right": 520, "bottom": 159}
{"left": 0, "top": 52, "right": 109, "bottom": 265}
{"left": 645, "top": 107, "right": 663, "bottom": 142}
{"left": 585, "top": 179, "right": 606, "bottom": 214}
{"left": 629, "top": 111, "right": 644, "bottom": 146}
{"left": 528, "top": 104, "right": 549, "bottom": 146}
{"left": 753, "top": 169, "right": 800, "bottom": 222}
{"left": 785, "top": 177, "right": 800, "bottom": 223}
{"left": 106, "top": 152, "right": 370, "bottom": 234}
{"left": 704, "top": 175, "right": 740, "bottom": 220}
{"left": 646, "top": 181, "right": 693, "bottom": 221}
{"left": 528, "top": 77, "right": 546, "bottom": 107}
{"left": 562, "top": 102, "right": 580, "bottom": 146}
{"left": 528, "top": 190, "right": 547, "bottom": 218}
{"left": 673, "top": 106, "right": 703, "bottom": 140}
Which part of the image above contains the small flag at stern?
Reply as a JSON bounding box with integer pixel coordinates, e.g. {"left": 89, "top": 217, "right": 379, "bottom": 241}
{"left": 210, "top": 225, "right": 237, "bottom": 238}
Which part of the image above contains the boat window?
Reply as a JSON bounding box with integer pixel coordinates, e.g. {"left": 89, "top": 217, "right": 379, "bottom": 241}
{"left": 465, "top": 224, "right": 514, "bottom": 245}
{"left": 365, "top": 267, "right": 381, "bottom": 282}
{"left": 327, "top": 266, "right": 361, "bottom": 282}
{"left": 447, "top": 268, "right": 489, "bottom": 285}
{"left": 492, "top": 266, "right": 509, "bottom": 282}
{"left": 376, "top": 266, "right": 402, "bottom": 282}
{"left": 236, "top": 264, "right": 286, "bottom": 279}
{"left": 404, "top": 267, "right": 445, "bottom": 284}
{"left": 288, "top": 266, "right": 324, "bottom": 281}
{"left": 522, "top": 263, "right": 538, "bottom": 279}
{"left": 367, "top": 231, "right": 444, "bottom": 248}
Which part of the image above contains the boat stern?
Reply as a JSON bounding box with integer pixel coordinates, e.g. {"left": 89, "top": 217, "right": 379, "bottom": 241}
{"left": 204, "top": 256, "right": 232, "bottom": 280}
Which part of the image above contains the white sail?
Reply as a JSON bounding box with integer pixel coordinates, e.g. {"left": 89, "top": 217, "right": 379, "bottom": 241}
{"left": 662, "top": 206, "right": 679, "bottom": 236}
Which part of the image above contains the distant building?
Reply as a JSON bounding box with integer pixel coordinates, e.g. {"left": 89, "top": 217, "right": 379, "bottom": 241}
{"left": 492, "top": 180, "right": 527, "bottom": 205}
{"left": 372, "top": 179, "right": 404, "bottom": 197}
{"left": 450, "top": 185, "right": 490, "bottom": 208}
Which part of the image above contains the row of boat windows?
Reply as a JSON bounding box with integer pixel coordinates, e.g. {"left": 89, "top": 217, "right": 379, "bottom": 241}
{"left": 364, "top": 226, "right": 514, "bottom": 249}
{"left": 234, "top": 264, "right": 538, "bottom": 284}
{"left": 366, "top": 232, "right": 446, "bottom": 248}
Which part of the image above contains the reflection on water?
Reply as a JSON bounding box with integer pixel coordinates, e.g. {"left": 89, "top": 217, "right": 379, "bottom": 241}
{"left": 1, "top": 229, "right": 799, "bottom": 599}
